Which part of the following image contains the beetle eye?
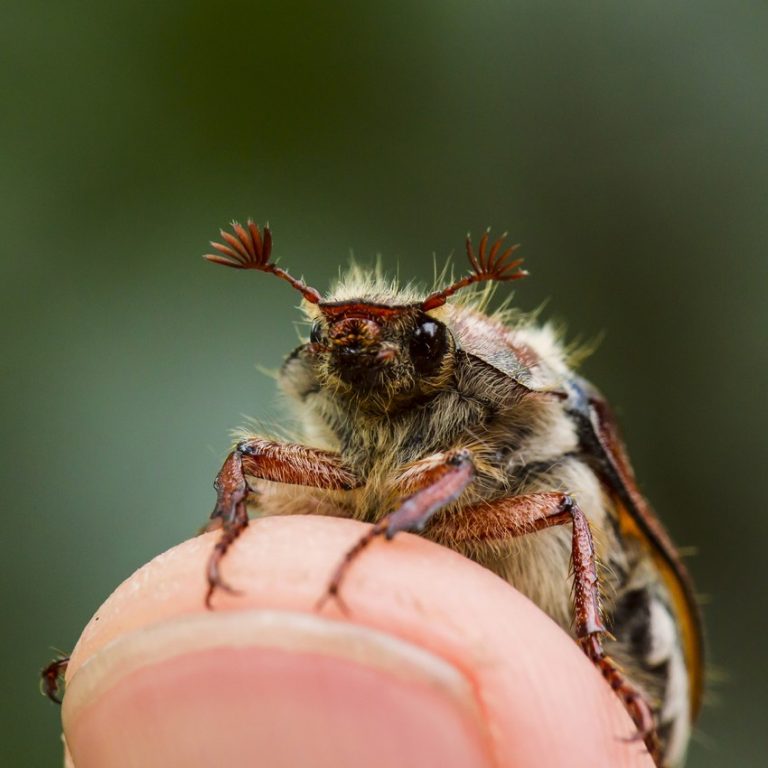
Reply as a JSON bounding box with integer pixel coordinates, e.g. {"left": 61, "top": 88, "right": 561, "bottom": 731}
{"left": 310, "top": 320, "right": 323, "bottom": 344}
{"left": 410, "top": 319, "right": 447, "bottom": 374}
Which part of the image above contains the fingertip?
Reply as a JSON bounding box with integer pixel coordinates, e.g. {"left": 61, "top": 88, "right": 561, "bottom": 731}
{"left": 65, "top": 613, "right": 493, "bottom": 768}
{"left": 61, "top": 515, "right": 653, "bottom": 767}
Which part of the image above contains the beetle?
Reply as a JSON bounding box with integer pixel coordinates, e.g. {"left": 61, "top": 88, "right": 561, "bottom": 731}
{"left": 201, "top": 221, "right": 703, "bottom": 766}
{"left": 42, "top": 219, "right": 704, "bottom": 767}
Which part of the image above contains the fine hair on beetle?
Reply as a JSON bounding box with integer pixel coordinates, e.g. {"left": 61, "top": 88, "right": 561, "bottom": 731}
{"left": 199, "top": 220, "right": 703, "bottom": 768}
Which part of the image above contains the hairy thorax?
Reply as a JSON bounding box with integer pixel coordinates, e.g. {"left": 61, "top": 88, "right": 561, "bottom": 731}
{"left": 278, "top": 337, "right": 622, "bottom": 631}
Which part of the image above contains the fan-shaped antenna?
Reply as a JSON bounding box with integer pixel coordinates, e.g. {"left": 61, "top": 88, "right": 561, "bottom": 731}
{"left": 204, "top": 221, "right": 322, "bottom": 304}
{"left": 421, "top": 230, "right": 527, "bottom": 311}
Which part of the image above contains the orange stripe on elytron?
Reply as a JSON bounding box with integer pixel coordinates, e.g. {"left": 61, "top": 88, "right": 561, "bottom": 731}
{"left": 617, "top": 501, "right": 704, "bottom": 719}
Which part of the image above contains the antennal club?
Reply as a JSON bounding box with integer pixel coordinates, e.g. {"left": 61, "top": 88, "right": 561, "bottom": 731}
{"left": 421, "top": 230, "right": 527, "bottom": 311}
{"left": 204, "top": 221, "right": 322, "bottom": 304}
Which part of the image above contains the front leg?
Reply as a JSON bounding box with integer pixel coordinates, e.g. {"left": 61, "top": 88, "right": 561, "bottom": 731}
{"left": 318, "top": 449, "right": 475, "bottom": 612}
{"left": 206, "top": 438, "right": 359, "bottom": 606}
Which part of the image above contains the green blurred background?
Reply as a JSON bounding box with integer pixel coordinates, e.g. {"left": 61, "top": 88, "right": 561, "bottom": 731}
{"left": 2, "top": 1, "right": 766, "bottom": 765}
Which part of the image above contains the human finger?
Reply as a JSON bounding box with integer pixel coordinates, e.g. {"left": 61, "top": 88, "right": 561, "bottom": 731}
{"left": 60, "top": 514, "right": 653, "bottom": 768}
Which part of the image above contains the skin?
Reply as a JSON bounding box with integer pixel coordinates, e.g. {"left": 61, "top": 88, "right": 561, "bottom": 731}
{"left": 58, "top": 509, "right": 653, "bottom": 768}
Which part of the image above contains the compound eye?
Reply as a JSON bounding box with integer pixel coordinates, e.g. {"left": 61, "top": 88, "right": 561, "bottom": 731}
{"left": 310, "top": 320, "right": 323, "bottom": 344}
{"left": 410, "top": 318, "right": 447, "bottom": 374}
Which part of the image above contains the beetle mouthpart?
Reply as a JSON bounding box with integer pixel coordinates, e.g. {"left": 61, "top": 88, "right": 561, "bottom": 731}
{"left": 376, "top": 345, "right": 398, "bottom": 363}
{"left": 328, "top": 317, "right": 381, "bottom": 353}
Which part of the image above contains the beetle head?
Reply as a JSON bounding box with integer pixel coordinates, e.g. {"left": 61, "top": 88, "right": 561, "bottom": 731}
{"left": 204, "top": 221, "right": 527, "bottom": 405}
{"left": 304, "top": 300, "right": 452, "bottom": 398}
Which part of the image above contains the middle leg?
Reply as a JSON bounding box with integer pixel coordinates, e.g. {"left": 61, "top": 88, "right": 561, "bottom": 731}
{"left": 432, "top": 492, "right": 660, "bottom": 763}
{"left": 321, "top": 485, "right": 658, "bottom": 763}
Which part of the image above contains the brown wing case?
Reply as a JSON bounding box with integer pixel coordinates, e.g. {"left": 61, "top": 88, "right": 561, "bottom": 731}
{"left": 567, "top": 378, "right": 704, "bottom": 719}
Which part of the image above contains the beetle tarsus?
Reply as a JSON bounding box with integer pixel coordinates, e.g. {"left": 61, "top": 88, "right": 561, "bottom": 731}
{"left": 317, "top": 521, "right": 387, "bottom": 613}
{"left": 41, "top": 656, "right": 70, "bottom": 705}
{"left": 205, "top": 504, "right": 249, "bottom": 609}
{"left": 581, "top": 634, "right": 660, "bottom": 763}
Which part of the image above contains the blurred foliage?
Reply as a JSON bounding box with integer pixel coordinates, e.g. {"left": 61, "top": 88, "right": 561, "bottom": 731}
{"left": 2, "top": 1, "right": 766, "bottom": 765}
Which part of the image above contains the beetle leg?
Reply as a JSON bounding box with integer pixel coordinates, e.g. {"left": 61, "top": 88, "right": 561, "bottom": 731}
{"left": 206, "top": 439, "right": 359, "bottom": 607}
{"left": 317, "top": 449, "right": 475, "bottom": 612}
{"left": 40, "top": 655, "right": 70, "bottom": 704}
{"left": 431, "top": 492, "right": 661, "bottom": 765}
{"left": 581, "top": 634, "right": 659, "bottom": 761}
{"left": 205, "top": 493, "right": 249, "bottom": 606}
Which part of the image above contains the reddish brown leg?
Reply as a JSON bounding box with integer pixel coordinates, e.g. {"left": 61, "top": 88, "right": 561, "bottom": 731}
{"left": 581, "top": 635, "right": 660, "bottom": 763}
{"left": 40, "top": 655, "right": 69, "bottom": 704}
{"left": 206, "top": 438, "right": 359, "bottom": 607}
{"left": 317, "top": 449, "right": 475, "bottom": 612}
{"left": 432, "top": 492, "right": 661, "bottom": 765}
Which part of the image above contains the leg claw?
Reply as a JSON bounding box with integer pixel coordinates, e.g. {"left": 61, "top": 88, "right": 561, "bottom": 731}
{"left": 315, "top": 586, "right": 351, "bottom": 616}
{"left": 205, "top": 579, "right": 243, "bottom": 609}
